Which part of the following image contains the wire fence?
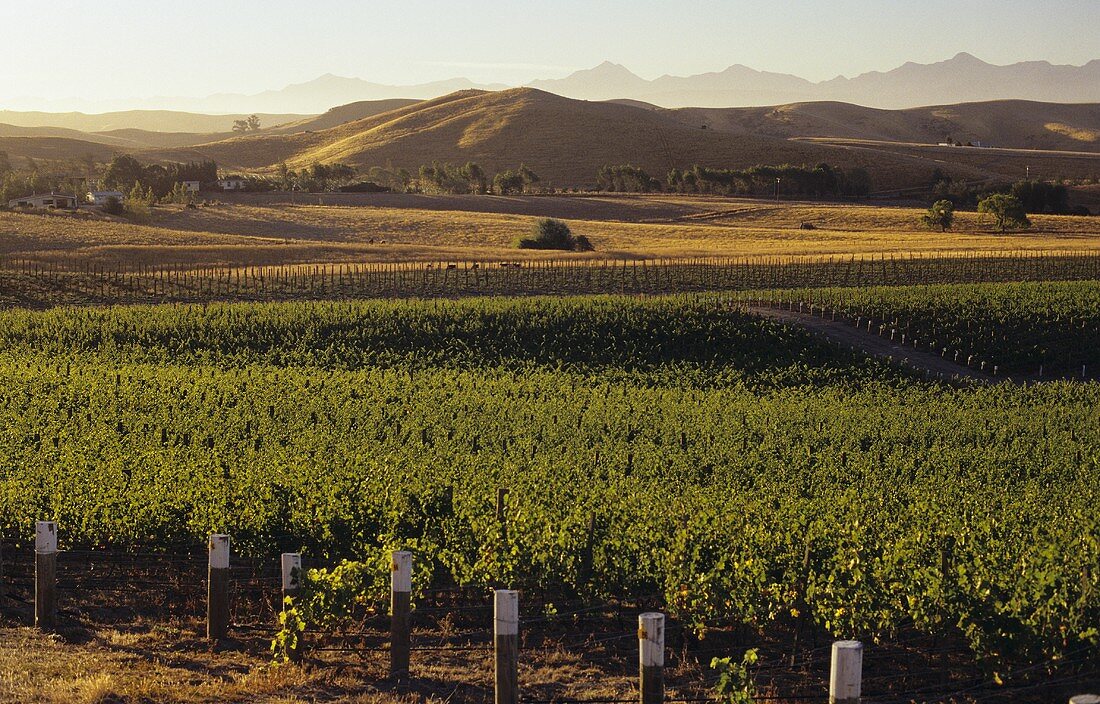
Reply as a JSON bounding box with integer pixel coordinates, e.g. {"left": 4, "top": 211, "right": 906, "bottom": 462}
{"left": 2, "top": 543, "right": 1096, "bottom": 704}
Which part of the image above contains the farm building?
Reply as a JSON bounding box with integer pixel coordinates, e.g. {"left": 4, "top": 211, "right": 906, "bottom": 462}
{"left": 7, "top": 193, "right": 78, "bottom": 209}
{"left": 88, "top": 190, "right": 127, "bottom": 207}
{"left": 218, "top": 177, "right": 246, "bottom": 191}
{"left": 182, "top": 181, "right": 201, "bottom": 193}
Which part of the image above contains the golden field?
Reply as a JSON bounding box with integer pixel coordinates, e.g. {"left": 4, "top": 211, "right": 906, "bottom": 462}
{"left": 1, "top": 193, "right": 1098, "bottom": 269}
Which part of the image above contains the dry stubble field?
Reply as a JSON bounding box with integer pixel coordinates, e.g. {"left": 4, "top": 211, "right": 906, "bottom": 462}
{"left": 1, "top": 193, "right": 1098, "bottom": 269}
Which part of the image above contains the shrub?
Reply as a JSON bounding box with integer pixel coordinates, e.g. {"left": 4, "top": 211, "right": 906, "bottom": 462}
{"left": 516, "top": 218, "right": 594, "bottom": 251}
{"left": 101, "top": 196, "right": 125, "bottom": 216}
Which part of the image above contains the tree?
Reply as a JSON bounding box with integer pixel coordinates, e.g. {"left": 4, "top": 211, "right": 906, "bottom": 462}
{"left": 460, "top": 162, "right": 486, "bottom": 193}
{"left": 921, "top": 200, "right": 955, "bottom": 232}
{"left": 1011, "top": 180, "right": 1069, "bottom": 214}
{"left": 0, "top": 151, "right": 12, "bottom": 175}
{"left": 233, "top": 115, "right": 262, "bottom": 133}
{"left": 517, "top": 164, "right": 540, "bottom": 191}
{"left": 978, "top": 194, "right": 1031, "bottom": 232}
{"left": 277, "top": 162, "right": 294, "bottom": 191}
{"left": 310, "top": 163, "right": 332, "bottom": 191}
{"left": 102, "top": 155, "right": 146, "bottom": 191}
{"left": 493, "top": 170, "right": 525, "bottom": 195}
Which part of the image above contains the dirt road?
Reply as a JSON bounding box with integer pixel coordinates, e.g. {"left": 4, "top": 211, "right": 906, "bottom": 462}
{"left": 749, "top": 305, "right": 999, "bottom": 383}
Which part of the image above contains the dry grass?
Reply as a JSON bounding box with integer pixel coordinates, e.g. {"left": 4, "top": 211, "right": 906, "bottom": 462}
{"left": 802, "top": 137, "right": 1100, "bottom": 183}
{"left": 155, "top": 89, "right": 957, "bottom": 190}
{"left": 3, "top": 195, "right": 1098, "bottom": 269}
{"left": 0, "top": 621, "right": 654, "bottom": 704}
{"left": 675, "top": 100, "right": 1100, "bottom": 154}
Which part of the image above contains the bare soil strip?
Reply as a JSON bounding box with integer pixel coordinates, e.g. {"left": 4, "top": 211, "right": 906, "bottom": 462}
{"left": 748, "top": 306, "right": 999, "bottom": 382}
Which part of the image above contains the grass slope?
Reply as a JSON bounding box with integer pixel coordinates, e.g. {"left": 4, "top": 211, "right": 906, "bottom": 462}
{"left": 676, "top": 100, "right": 1100, "bottom": 153}
{"left": 163, "top": 89, "right": 971, "bottom": 189}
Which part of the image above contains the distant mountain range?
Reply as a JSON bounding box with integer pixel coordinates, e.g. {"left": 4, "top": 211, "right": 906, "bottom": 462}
{"left": 532, "top": 54, "right": 1100, "bottom": 109}
{"left": 6, "top": 54, "right": 1100, "bottom": 114}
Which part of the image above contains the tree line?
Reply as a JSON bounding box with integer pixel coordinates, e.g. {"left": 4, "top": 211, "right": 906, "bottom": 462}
{"left": 102, "top": 156, "right": 218, "bottom": 197}
{"left": 928, "top": 170, "right": 1090, "bottom": 216}
{"left": 597, "top": 163, "right": 874, "bottom": 197}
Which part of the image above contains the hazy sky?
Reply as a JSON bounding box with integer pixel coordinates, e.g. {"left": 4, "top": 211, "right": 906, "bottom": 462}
{"left": 3, "top": 0, "right": 1099, "bottom": 105}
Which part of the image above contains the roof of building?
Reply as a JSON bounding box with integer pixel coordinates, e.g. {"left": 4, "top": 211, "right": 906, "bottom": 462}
{"left": 9, "top": 192, "right": 78, "bottom": 201}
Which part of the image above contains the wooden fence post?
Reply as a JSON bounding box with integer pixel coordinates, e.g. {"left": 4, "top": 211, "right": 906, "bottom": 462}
{"left": 639, "top": 612, "right": 665, "bottom": 704}
{"left": 390, "top": 550, "right": 412, "bottom": 678}
{"left": 281, "top": 552, "right": 303, "bottom": 663}
{"left": 494, "top": 589, "right": 519, "bottom": 704}
{"left": 35, "top": 521, "right": 57, "bottom": 630}
{"left": 829, "top": 640, "right": 863, "bottom": 704}
{"left": 207, "top": 534, "right": 230, "bottom": 641}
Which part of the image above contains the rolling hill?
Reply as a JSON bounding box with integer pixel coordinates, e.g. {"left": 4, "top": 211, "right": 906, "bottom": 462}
{"left": 672, "top": 100, "right": 1100, "bottom": 153}
{"left": 0, "top": 109, "right": 309, "bottom": 134}
{"left": 0, "top": 124, "right": 139, "bottom": 149}
{"left": 7, "top": 89, "right": 1100, "bottom": 192}
{"left": 261, "top": 99, "right": 421, "bottom": 135}
{"left": 155, "top": 88, "right": 994, "bottom": 190}
{"left": 0, "top": 136, "right": 122, "bottom": 164}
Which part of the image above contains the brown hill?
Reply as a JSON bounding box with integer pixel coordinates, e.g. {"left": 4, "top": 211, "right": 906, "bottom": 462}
{"left": 0, "top": 136, "right": 122, "bottom": 166}
{"left": 93, "top": 129, "right": 231, "bottom": 149}
{"left": 0, "top": 124, "right": 140, "bottom": 149}
{"left": 156, "top": 88, "right": 980, "bottom": 190}
{"left": 0, "top": 110, "right": 308, "bottom": 134}
{"left": 262, "top": 99, "right": 421, "bottom": 135}
{"left": 674, "top": 100, "right": 1100, "bottom": 153}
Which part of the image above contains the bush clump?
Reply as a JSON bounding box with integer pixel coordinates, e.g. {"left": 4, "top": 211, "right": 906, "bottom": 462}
{"left": 516, "top": 218, "right": 595, "bottom": 251}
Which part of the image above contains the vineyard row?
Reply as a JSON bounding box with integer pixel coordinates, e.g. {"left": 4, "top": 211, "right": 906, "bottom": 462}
{"left": 8, "top": 526, "right": 1098, "bottom": 704}
{"left": 2, "top": 251, "right": 1099, "bottom": 305}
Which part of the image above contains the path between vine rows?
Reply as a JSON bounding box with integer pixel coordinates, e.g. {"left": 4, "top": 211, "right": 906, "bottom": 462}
{"left": 747, "top": 306, "right": 1000, "bottom": 383}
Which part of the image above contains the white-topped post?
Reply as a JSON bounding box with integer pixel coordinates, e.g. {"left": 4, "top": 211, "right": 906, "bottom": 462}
{"left": 639, "top": 612, "right": 665, "bottom": 704}
{"left": 281, "top": 553, "right": 302, "bottom": 598}
{"left": 495, "top": 589, "right": 519, "bottom": 704}
{"left": 207, "top": 534, "right": 230, "bottom": 641}
{"left": 281, "top": 552, "right": 303, "bottom": 662}
{"left": 390, "top": 551, "right": 412, "bottom": 677}
{"left": 35, "top": 521, "right": 57, "bottom": 630}
{"left": 829, "top": 640, "right": 863, "bottom": 704}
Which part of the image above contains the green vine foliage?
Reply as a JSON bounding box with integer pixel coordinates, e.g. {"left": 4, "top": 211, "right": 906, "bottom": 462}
{"left": 711, "top": 649, "right": 759, "bottom": 704}
{"left": 0, "top": 292, "right": 1094, "bottom": 672}
{"left": 271, "top": 546, "right": 434, "bottom": 663}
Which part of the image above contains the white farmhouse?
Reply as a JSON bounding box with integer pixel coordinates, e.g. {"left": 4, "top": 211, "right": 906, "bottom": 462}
{"left": 88, "top": 190, "right": 127, "bottom": 207}
{"left": 218, "top": 177, "right": 246, "bottom": 191}
{"left": 8, "top": 193, "right": 79, "bottom": 209}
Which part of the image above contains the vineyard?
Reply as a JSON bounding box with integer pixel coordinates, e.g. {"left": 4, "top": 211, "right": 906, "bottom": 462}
{"left": 0, "top": 293, "right": 1096, "bottom": 702}
{"left": 1, "top": 251, "right": 1099, "bottom": 307}
{"left": 757, "top": 281, "right": 1100, "bottom": 377}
